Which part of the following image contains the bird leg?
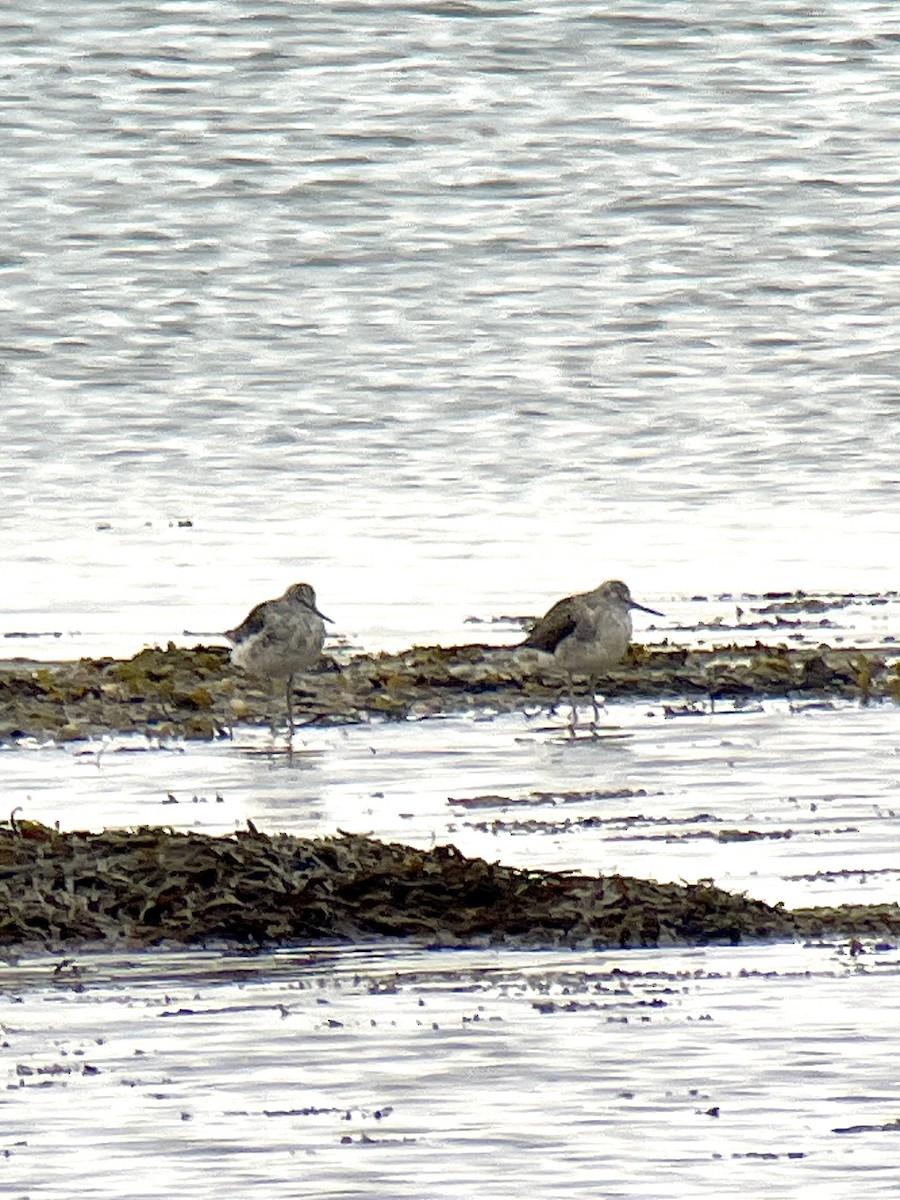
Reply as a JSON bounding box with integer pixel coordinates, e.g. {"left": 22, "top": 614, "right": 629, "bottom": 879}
{"left": 589, "top": 677, "right": 602, "bottom": 728}
{"left": 268, "top": 680, "right": 277, "bottom": 739}
{"left": 566, "top": 673, "right": 578, "bottom": 734}
{"left": 285, "top": 674, "right": 295, "bottom": 741}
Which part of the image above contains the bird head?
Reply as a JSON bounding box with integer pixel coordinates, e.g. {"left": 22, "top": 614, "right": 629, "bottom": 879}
{"left": 601, "top": 580, "right": 663, "bottom": 617}
{"left": 285, "top": 582, "right": 333, "bottom": 622}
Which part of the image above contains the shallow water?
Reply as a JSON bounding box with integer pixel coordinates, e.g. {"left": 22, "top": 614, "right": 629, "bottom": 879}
{"left": 4, "top": 1, "right": 900, "bottom": 655}
{"left": 4, "top": 941, "right": 900, "bottom": 1199}
{"left": 8, "top": 696, "right": 900, "bottom": 1195}
{"left": 6, "top": 697, "right": 900, "bottom": 910}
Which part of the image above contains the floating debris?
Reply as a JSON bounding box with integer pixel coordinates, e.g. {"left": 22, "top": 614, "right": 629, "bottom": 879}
{"left": 3, "top": 631, "right": 64, "bottom": 640}
{"left": 448, "top": 788, "right": 646, "bottom": 811}
{"left": 833, "top": 1119, "right": 900, "bottom": 1136}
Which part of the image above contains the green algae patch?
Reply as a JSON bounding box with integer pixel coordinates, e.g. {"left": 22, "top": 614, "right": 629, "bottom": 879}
{"left": 0, "top": 638, "right": 896, "bottom": 741}
{"left": 0, "top": 644, "right": 235, "bottom": 742}
{"left": 0, "top": 820, "right": 897, "bottom": 953}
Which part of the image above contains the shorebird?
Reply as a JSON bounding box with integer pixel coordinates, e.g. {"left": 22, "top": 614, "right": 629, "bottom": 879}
{"left": 521, "top": 579, "right": 662, "bottom": 730}
{"left": 225, "top": 582, "right": 332, "bottom": 737}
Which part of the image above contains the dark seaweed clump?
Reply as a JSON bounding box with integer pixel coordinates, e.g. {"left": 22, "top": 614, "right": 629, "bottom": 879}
{"left": 0, "top": 638, "right": 898, "bottom": 741}
{"left": 1, "top": 821, "right": 898, "bottom": 953}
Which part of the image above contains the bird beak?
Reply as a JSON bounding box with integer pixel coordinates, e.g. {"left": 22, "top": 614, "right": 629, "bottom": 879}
{"left": 315, "top": 607, "right": 334, "bottom": 623}
{"left": 630, "top": 601, "right": 663, "bottom": 617}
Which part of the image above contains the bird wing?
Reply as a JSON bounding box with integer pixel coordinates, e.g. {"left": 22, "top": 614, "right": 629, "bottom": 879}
{"left": 522, "top": 596, "right": 578, "bottom": 653}
{"left": 225, "top": 599, "right": 271, "bottom": 644}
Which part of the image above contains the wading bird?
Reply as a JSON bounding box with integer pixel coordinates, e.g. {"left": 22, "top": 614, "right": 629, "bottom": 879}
{"left": 522, "top": 579, "right": 662, "bottom": 731}
{"left": 226, "top": 582, "right": 332, "bottom": 738}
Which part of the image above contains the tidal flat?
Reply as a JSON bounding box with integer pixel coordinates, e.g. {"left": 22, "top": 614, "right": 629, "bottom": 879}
{"left": 3, "top": 613, "right": 900, "bottom": 1197}
{"left": 0, "top": 615, "right": 898, "bottom": 953}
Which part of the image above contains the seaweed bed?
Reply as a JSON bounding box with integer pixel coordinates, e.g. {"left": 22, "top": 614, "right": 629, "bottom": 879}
{"left": 2, "top": 635, "right": 899, "bottom": 955}
{"left": 0, "top": 637, "right": 898, "bottom": 742}
{"left": 2, "top": 821, "right": 898, "bottom": 954}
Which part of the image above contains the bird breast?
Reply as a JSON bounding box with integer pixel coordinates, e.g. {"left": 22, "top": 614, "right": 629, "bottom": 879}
{"left": 555, "top": 606, "right": 632, "bottom": 675}
{"left": 230, "top": 610, "right": 325, "bottom": 679}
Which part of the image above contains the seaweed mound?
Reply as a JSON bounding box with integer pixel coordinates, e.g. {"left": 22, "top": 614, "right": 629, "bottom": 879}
{"left": 0, "top": 638, "right": 898, "bottom": 741}
{"left": 1, "top": 821, "right": 898, "bottom": 952}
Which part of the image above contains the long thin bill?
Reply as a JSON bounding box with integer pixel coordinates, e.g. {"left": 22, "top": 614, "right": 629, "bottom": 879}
{"left": 631, "top": 601, "right": 663, "bottom": 617}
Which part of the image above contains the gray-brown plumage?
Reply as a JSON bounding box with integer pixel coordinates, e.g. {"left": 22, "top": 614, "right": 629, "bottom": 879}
{"left": 226, "top": 582, "right": 331, "bottom": 737}
{"left": 522, "top": 579, "right": 662, "bottom": 728}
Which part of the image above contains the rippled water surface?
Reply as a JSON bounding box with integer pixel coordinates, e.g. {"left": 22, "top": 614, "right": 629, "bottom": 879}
{"left": 3, "top": 0, "right": 900, "bottom": 649}
{"left": 4, "top": 0, "right": 900, "bottom": 1193}
{"left": 5, "top": 941, "right": 900, "bottom": 1199}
